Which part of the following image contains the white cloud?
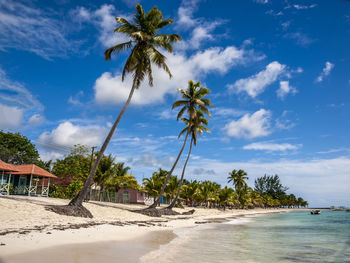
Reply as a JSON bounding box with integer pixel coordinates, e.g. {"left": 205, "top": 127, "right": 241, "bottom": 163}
{"left": 275, "top": 110, "right": 296, "bottom": 130}
{"left": 38, "top": 121, "right": 108, "bottom": 148}
{"left": 277, "top": 81, "right": 297, "bottom": 99}
{"left": 94, "top": 46, "right": 259, "bottom": 106}
{"left": 213, "top": 108, "right": 246, "bottom": 118}
{"left": 157, "top": 109, "right": 176, "bottom": 120}
{"left": 0, "top": 68, "right": 44, "bottom": 128}
{"left": 228, "top": 61, "right": 286, "bottom": 98}
{"left": 223, "top": 109, "right": 272, "bottom": 139}
{"left": 253, "top": 0, "right": 269, "bottom": 4}
{"left": 0, "top": 1, "right": 81, "bottom": 59}
{"left": 316, "top": 61, "right": 334, "bottom": 83}
{"left": 0, "top": 104, "right": 24, "bottom": 129}
{"left": 28, "top": 114, "right": 44, "bottom": 125}
{"left": 243, "top": 142, "right": 302, "bottom": 151}
{"left": 0, "top": 68, "right": 43, "bottom": 111}
{"left": 73, "top": 4, "right": 130, "bottom": 48}
{"left": 293, "top": 4, "right": 317, "bottom": 10}
{"left": 176, "top": 0, "right": 201, "bottom": 29}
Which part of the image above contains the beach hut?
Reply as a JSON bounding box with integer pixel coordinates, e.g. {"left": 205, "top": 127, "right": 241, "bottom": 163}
{"left": 0, "top": 160, "right": 18, "bottom": 195}
{"left": 0, "top": 160, "right": 57, "bottom": 196}
{"left": 10, "top": 164, "right": 57, "bottom": 196}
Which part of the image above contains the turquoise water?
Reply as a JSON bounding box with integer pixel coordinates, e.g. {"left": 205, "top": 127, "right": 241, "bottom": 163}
{"left": 141, "top": 211, "right": 350, "bottom": 263}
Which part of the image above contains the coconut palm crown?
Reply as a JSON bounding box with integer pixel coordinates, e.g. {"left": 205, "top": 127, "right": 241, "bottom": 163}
{"left": 104, "top": 4, "right": 181, "bottom": 88}
{"left": 172, "top": 80, "right": 214, "bottom": 121}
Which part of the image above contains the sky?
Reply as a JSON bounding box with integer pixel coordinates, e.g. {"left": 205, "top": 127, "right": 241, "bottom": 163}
{"left": 0, "top": 0, "right": 349, "bottom": 207}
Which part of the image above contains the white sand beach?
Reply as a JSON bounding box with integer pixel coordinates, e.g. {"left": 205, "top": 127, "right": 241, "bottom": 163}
{"left": 0, "top": 195, "right": 298, "bottom": 262}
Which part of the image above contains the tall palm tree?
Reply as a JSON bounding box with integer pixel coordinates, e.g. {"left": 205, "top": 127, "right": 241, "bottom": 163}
{"left": 227, "top": 169, "right": 248, "bottom": 206}
{"left": 68, "top": 4, "right": 180, "bottom": 213}
{"left": 149, "top": 80, "right": 213, "bottom": 208}
{"left": 167, "top": 111, "right": 211, "bottom": 209}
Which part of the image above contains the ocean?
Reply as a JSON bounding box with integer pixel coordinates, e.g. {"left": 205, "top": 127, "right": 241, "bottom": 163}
{"left": 141, "top": 210, "right": 350, "bottom": 263}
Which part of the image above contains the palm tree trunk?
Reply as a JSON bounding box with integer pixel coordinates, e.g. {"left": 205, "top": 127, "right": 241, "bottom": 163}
{"left": 148, "top": 131, "right": 189, "bottom": 208}
{"left": 69, "top": 81, "right": 137, "bottom": 207}
{"left": 167, "top": 137, "right": 193, "bottom": 209}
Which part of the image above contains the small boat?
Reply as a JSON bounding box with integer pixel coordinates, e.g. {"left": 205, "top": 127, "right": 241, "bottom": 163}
{"left": 310, "top": 210, "right": 321, "bottom": 215}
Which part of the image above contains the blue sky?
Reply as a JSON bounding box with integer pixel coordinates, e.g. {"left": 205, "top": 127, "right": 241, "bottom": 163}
{"left": 0, "top": 0, "right": 349, "bottom": 207}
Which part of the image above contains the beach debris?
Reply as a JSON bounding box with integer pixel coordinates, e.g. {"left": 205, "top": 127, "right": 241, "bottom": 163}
{"left": 132, "top": 208, "right": 162, "bottom": 217}
{"left": 0, "top": 242, "right": 5, "bottom": 246}
{"left": 45, "top": 205, "right": 93, "bottom": 218}
{"left": 182, "top": 209, "right": 195, "bottom": 215}
{"left": 46, "top": 232, "right": 52, "bottom": 234}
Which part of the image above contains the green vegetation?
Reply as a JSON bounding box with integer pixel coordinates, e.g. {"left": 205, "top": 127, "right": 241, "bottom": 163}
{"left": 141, "top": 171, "right": 308, "bottom": 209}
{"left": 0, "top": 130, "right": 40, "bottom": 165}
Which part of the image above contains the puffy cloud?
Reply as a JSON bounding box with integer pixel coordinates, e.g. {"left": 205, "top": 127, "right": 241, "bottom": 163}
{"left": 223, "top": 109, "right": 272, "bottom": 139}
{"left": 38, "top": 121, "right": 108, "bottom": 148}
{"left": 243, "top": 142, "right": 302, "bottom": 151}
{"left": 28, "top": 114, "right": 44, "bottom": 125}
{"left": 316, "top": 61, "right": 334, "bottom": 83}
{"left": 0, "top": 0, "right": 81, "bottom": 59}
{"left": 0, "top": 104, "right": 24, "bottom": 129}
{"left": 94, "top": 46, "right": 258, "bottom": 105}
{"left": 73, "top": 4, "right": 130, "bottom": 48}
{"left": 228, "top": 61, "right": 286, "bottom": 98}
{"left": 276, "top": 81, "right": 297, "bottom": 100}
{"left": 176, "top": 0, "right": 201, "bottom": 29}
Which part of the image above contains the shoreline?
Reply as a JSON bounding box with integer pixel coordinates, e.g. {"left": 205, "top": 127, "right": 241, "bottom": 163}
{"left": 0, "top": 196, "right": 304, "bottom": 262}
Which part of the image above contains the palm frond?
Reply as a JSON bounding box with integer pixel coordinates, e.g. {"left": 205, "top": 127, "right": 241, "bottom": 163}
{"left": 150, "top": 47, "right": 172, "bottom": 78}
{"left": 104, "top": 41, "right": 133, "bottom": 61}
{"left": 157, "top": 19, "right": 174, "bottom": 29}
{"left": 172, "top": 100, "right": 188, "bottom": 109}
{"left": 176, "top": 106, "right": 186, "bottom": 120}
{"left": 178, "top": 127, "right": 188, "bottom": 138}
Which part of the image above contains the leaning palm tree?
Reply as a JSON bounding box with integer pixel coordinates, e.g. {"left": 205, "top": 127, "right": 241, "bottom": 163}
{"left": 227, "top": 169, "right": 248, "bottom": 207}
{"left": 149, "top": 80, "right": 213, "bottom": 209}
{"left": 63, "top": 4, "right": 181, "bottom": 217}
{"left": 167, "top": 111, "right": 211, "bottom": 209}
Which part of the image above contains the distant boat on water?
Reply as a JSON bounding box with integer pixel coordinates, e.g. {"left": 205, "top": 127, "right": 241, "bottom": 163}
{"left": 310, "top": 210, "right": 321, "bottom": 215}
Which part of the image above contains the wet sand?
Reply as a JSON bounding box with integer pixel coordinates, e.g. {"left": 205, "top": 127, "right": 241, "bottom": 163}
{"left": 1, "top": 230, "right": 176, "bottom": 263}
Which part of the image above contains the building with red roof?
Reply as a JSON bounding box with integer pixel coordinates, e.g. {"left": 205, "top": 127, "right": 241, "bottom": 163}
{"left": 0, "top": 160, "right": 57, "bottom": 196}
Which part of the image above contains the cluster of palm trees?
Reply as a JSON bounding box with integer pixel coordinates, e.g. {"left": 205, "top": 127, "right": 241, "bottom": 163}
{"left": 142, "top": 169, "right": 308, "bottom": 209}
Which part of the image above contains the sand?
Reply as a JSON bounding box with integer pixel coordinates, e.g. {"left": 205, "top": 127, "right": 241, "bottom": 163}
{"left": 0, "top": 195, "right": 299, "bottom": 262}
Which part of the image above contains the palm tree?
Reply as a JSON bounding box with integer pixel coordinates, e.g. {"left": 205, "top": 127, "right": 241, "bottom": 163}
{"left": 150, "top": 80, "right": 213, "bottom": 208}
{"left": 67, "top": 4, "right": 180, "bottom": 214}
{"left": 227, "top": 169, "right": 248, "bottom": 207}
{"left": 180, "top": 180, "right": 199, "bottom": 206}
{"left": 164, "top": 175, "right": 180, "bottom": 203}
{"left": 115, "top": 162, "right": 130, "bottom": 177}
{"left": 167, "top": 111, "right": 211, "bottom": 209}
{"left": 142, "top": 169, "right": 167, "bottom": 204}
{"left": 94, "top": 154, "right": 116, "bottom": 192}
